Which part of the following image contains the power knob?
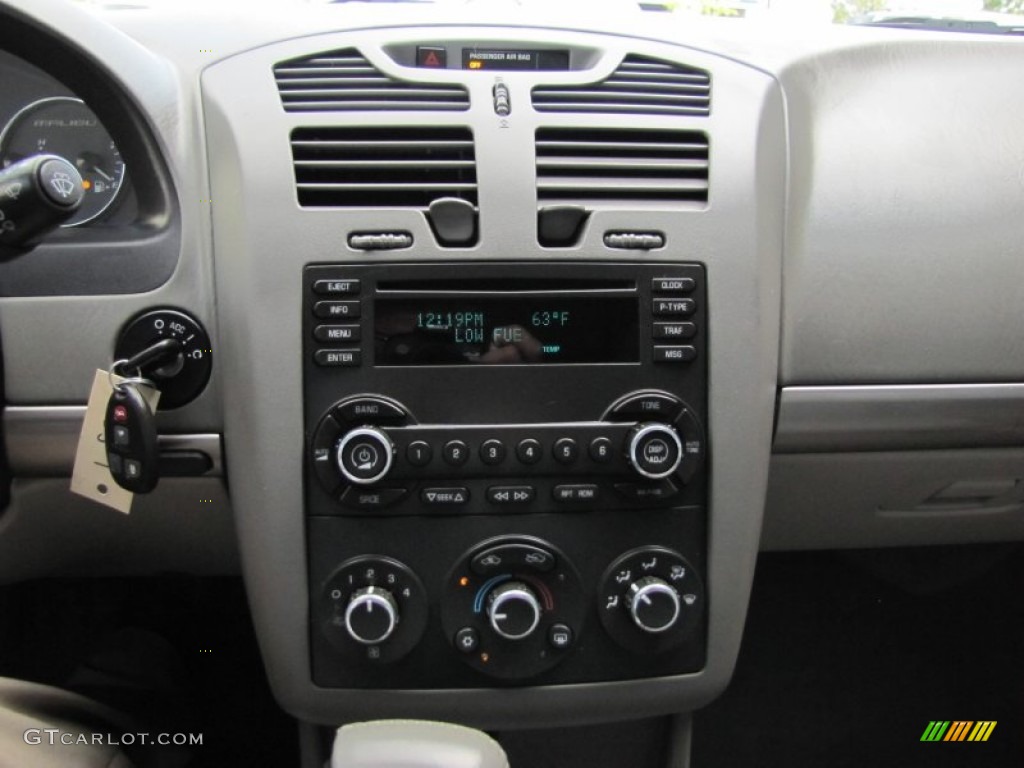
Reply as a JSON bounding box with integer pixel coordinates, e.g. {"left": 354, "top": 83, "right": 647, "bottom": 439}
{"left": 627, "top": 577, "right": 681, "bottom": 634}
{"left": 344, "top": 586, "right": 399, "bottom": 645}
{"left": 627, "top": 423, "right": 683, "bottom": 480}
{"left": 486, "top": 581, "right": 542, "bottom": 641}
{"left": 336, "top": 427, "right": 394, "bottom": 485}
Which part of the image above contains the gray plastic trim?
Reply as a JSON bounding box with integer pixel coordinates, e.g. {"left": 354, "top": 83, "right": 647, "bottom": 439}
{"left": 774, "top": 384, "right": 1024, "bottom": 453}
{"left": 4, "top": 405, "right": 222, "bottom": 476}
{"left": 203, "top": 26, "right": 783, "bottom": 727}
{"left": 763, "top": 449, "right": 1024, "bottom": 551}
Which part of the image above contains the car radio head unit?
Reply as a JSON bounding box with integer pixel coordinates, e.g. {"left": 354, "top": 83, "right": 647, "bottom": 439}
{"left": 301, "top": 261, "right": 708, "bottom": 689}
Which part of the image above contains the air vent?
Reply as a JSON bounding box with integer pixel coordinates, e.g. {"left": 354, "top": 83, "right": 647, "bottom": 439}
{"left": 274, "top": 48, "right": 469, "bottom": 112}
{"left": 290, "top": 127, "right": 477, "bottom": 208}
{"left": 531, "top": 54, "right": 710, "bottom": 117}
{"left": 535, "top": 128, "right": 709, "bottom": 207}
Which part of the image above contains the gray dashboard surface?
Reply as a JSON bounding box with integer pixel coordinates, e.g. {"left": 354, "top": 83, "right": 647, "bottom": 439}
{"left": 778, "top": 38, "right": 1024, "bottom": 385}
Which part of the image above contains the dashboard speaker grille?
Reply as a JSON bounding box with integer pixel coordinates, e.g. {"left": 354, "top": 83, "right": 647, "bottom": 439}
{"left": 274, "top": 48, "right": 469, "bottom": 112}
{"left": 535, "top": 128, "right": 709, "bottom": 207}
{"left": 290, "top": 127, "right": 478, "bottom": 208}
{"left": 531, "top": 54, "right": 711, "bottom": 117}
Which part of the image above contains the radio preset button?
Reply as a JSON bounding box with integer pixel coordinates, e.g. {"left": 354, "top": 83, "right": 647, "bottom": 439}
{"left": 516, "top": 438, "right": 542, "bottom": 465}
{"left": 653, "top": 322, "right": 696, "bottom": 340}
{"left": 653, "top": 345, "right": 698, "bottom": 363}
{"left": 314, "top": 324, "right": 361, "bottom": 343}
{"left": 421, "top": 487, "right": 470, "bottom": 505}
{"left": 589, "top": 436, "right": 613, "bottom": 463}
{"left": 406, "top": 440, "right": 433, "bottom": 467}
{"left": 553, "top": 484, "right": 600, "bottom": 503}
{"left": 652, "top": 277, "right": 695, "bottom": 294}
{"left": 553, "top": 437, "right": 579, "bottom": 464}
{"left": 480, "top": 439, "right": 507, "bottom": 466}
{"left": 652, "top": 299, "right": 695, "bottom": 317}
{"left": 314, "top": 349, "right": 361, "bottom": 367}
{"left": 486, "top": 486, "right": 536, "bottom": 505}
{"left": 312, "top": 279, "right": 360, "bottom": 295}
{"left": 313, "top": 300, "right": 361, "bottom": 319}
{"left": 443, "top": 440, "right": 470, "bottom": 467}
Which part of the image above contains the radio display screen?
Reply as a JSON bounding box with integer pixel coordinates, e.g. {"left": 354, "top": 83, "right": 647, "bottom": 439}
{"left": 374, "top": 297, "right": 638, "bottom": 365}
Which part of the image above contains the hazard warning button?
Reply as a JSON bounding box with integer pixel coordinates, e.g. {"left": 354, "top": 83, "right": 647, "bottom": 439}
{"left": 416, "top": 46, "right": 447, "bottom": 68}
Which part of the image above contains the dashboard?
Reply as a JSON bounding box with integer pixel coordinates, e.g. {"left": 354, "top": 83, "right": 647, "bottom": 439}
{"left": 0, "top": 0, "right": 1022, "bottom": 749}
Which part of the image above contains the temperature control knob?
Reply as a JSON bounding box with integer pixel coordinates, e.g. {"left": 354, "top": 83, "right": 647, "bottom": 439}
{"left": 627, "top": 577, "right": 681, "bottom": 634}
{"left": 336, "top": 427, "right": 394, "bottom": 485}
{"left": 486, "top": 581, "right": 542, "bottom": 641}
{"left": 627, "top": 423, "right": 683, "bottom": 480}
{"left": 344, "top": 586, "right": 399, "bottom": 645}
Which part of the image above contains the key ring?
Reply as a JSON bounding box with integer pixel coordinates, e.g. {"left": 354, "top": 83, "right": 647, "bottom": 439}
{"left": 109, "top": 360, "right": 156, "bottom": 394}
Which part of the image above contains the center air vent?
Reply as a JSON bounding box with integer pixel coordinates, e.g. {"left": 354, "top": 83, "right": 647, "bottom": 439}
{"left": 536, "top": 128, "right": 709, "bottom": 207}
{"left": 274, "top": 48, "right": 469, "bottom": 113}
{"left": 290, "top": 127, "right": 477, "bottom": 208}
{"left": 531, "top": 54, "right": 710, "bottom": 117}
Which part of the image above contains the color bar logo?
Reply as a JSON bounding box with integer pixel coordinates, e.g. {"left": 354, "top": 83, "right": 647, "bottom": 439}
{"left": 921, "top": 721, "right": 997, "bottom": 742}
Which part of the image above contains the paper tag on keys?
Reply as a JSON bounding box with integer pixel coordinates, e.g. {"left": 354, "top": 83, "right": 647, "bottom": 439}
{"left": 70, "top": 369, "right": 160, "bottom": 514}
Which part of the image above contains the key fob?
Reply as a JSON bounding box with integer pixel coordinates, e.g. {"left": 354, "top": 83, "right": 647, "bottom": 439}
{"left": 105, "top": 384, "right": 159, "bottom": 493}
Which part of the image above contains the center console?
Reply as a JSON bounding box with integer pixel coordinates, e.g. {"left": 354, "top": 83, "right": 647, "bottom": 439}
{"left": 202, "top": 26, "right": 783, "bottom": 728}
{"left": 303, "top": 262, "right": 707, "bottom": 687}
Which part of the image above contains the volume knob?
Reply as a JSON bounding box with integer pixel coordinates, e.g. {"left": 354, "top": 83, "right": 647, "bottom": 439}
{"left": 344, "top": 587, "right": 399, "bottom": 645}
{"left": 627, "top": 577, "right": 681, "bottom": 634}
{"left": 336, "top": 427, "right": 394, "bottom": 485}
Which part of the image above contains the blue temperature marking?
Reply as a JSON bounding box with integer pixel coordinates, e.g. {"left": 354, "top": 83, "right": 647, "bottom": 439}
{"left": 473, "top": 574, "right": 511, "bottom": 613}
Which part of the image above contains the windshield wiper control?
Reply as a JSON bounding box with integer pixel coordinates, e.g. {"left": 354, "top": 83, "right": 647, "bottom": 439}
{"left": 0, "top": 154, "right": 85, "bottom": 252}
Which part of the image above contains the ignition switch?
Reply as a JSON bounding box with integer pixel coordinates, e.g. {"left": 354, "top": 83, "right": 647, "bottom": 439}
{"left": 113, "top": 308, "right": 212, "bottom": 409}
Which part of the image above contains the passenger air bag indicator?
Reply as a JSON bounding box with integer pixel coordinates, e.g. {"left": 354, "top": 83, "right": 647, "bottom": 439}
{"left": 462, "top": 48, "right": 570, "bottom": 71}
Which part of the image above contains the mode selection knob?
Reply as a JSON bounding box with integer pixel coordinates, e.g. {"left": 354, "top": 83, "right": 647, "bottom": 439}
{"left": 486, "top": 581, "right": 542, "bottom": 641}
{"left": 627, "top": 423, "right": 683, "bottom": 480}
{"left": 344, "top": 586, "right": 399, "bottom": 645}
{"left": 336, "top": 427, "right": 394, "bottom": 485}
{"left": 627, "top": 577, "right": 681, "bottom": 634}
